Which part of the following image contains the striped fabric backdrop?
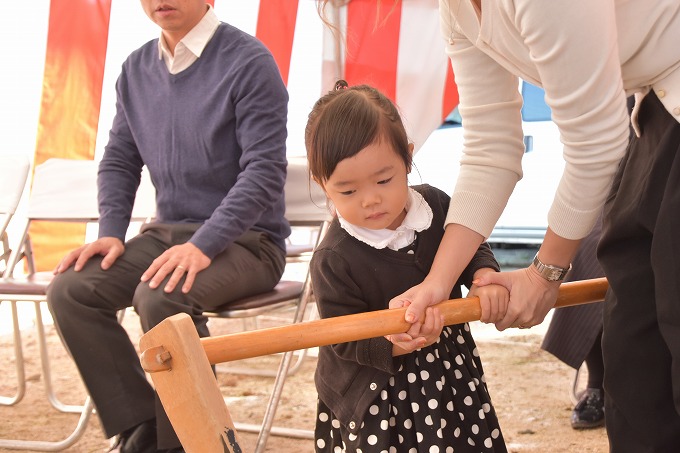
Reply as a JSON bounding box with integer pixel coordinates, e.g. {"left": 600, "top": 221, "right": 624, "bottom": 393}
{"left": 322, "top": 0, "right": 458, "bottom": 150}
{"left": 0, "top": 0, "right": 457, "bottom": 271}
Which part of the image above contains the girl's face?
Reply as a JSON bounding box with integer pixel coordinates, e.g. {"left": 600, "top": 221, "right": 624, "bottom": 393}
{"left": 323, "top": 141, "right": 412, "bottom": 231}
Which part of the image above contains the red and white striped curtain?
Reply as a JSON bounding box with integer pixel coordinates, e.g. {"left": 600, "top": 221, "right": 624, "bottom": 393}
{"left": 321, "top": 0, "right": 458, "bottom": 150}
{"left": 1, "top": 0, "right": 457, "bottom": 271}
{"left": 29, "top": 0, "right": 113, "bottom": 270}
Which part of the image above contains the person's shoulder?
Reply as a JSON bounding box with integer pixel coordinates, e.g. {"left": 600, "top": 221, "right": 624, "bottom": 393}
{"left": 213, "top": 22, "right": 272, "bottom": 57}
{"left": 127, "top": 38, "right": 159, "bottom": 61}
{"left": 208, "top": 22, "right": 282, "bottom": 83}
{"left": 314, "top": 219, "right": 349, "bottom": 253}
{"left": 311, "top": 220, "right": 382, "bottom": 285}
{"left": 410, "top": 184, "right": 450, "bottom": 228}
{"left": 312, "top": 219, "right": 378, "bottom": 265}
{"left": 410, "top": 184, "right": 450, "bottom": 204}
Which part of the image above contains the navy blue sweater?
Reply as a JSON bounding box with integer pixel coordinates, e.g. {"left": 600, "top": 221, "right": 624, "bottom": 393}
{"left": 98, "top": 23, "right": 290, "bottom": 258}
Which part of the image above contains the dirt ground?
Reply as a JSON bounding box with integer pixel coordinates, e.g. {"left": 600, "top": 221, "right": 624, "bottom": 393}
{"left": 0, "top": 303, "right": 609, "bottom": 453}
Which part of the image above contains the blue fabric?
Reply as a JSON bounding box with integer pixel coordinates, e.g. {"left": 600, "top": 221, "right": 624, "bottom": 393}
{"left": 521, "top": 81, "right": 552, "bottom": 122}
{"left": 97, "top": 23, "right": 290, "bottom": 258}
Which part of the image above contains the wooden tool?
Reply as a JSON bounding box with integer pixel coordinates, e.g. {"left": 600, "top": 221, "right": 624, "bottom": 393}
{"left": 139, "top": 277, "right": 608, "bottom": 452}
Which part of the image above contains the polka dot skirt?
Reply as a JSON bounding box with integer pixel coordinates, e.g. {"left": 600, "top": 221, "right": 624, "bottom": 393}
{"left": 315, "top": 323, "right": 507, "bottom": 452}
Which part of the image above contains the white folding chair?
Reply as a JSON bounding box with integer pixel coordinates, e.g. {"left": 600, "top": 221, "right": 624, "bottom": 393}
{"left": 0, "top": 158, "right": 155, "bottom": 451}
{"left": 0, "top": 155, "right": 30, "bottom": 269}
{"left": 0, "top": 154, "right": 31, "bottom": 407}
{"left": 203, "top": 156, "right": 330, "bottom": 452}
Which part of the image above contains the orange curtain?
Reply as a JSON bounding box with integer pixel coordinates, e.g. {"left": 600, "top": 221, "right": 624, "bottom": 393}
{"left": 31, "top": 0, "right": 112, "bottom": 271}
{"left": 326, "top": 1, "right": 459, "bottom": 146}
{"left": 255, "top": 0, "right": 299, "bottom": 86}
{"left": 443, "top": 62, "right": 459, "bottom": 121}
{"left": 345, "top": 1, "right": 402, "bottom": 101}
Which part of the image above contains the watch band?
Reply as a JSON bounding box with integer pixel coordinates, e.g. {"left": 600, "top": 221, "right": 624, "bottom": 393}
{"left": 531, "top": 253, "right": 572, "bottom": 282}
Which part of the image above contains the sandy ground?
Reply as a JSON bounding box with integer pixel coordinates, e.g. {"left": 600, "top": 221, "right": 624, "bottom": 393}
{"left": 0, "top": 300, "right": 609, "bottom": 453}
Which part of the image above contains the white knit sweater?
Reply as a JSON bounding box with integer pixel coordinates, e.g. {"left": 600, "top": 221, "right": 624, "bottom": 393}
{"left": 439, "top": 0, "right": 680, "bottom": 240}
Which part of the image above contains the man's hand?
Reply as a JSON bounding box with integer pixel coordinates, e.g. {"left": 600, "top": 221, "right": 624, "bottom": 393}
{"left": 140, "top": 242, "right": 210, "bottom": 294}
{"left": 54, "top": 237, "right": 125, "bottom": 274}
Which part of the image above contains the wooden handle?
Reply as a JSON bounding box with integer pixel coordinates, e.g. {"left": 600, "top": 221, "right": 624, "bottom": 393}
{"left": 201, "top": 277, "right": 608, "bottom": 365}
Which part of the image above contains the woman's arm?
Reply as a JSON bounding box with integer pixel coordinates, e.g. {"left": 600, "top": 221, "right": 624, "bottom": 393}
{"left": 395, "top": 0, "right": 628, "bottom": 334}
{"left": 389, "top": 223, "right": 484, "bottom": 340}
{"left": 453, "top": 0, "right": 627, "bottom": 329}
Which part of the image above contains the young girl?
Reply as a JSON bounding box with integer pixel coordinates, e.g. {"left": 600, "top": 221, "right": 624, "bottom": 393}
{"left": 305, "top": 80, "right": 509, "bottom": 452}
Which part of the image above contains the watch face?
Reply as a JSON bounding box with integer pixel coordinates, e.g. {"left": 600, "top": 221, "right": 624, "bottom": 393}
{"left": 547, "top": 269, "right": 561, "bottom": 281}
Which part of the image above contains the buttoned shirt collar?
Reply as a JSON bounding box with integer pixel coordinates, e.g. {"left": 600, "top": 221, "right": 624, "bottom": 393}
{"left": 157, "top": 4, "right": 219, "bottom": 74}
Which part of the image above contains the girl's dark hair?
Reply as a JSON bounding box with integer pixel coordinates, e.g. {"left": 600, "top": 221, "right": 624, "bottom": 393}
{"left": 305, "top": 80, "right": 411, "bottom": 185}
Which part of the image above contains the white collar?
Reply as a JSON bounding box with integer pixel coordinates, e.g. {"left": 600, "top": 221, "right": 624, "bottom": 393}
{"left": 338, "top": 188, "right": 433, "bottom": 250}
{"left": 157, "top": 5, "right": 219, "bottom": 62}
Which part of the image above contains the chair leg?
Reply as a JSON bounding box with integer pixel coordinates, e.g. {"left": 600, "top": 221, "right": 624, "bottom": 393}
{"left": 0, "top": 397, "right": 95, "bottom": 451}
{"left": 283, "top": 304, "right": 318, "bottom": 377}
{"left": 216, "top": 303, "right": 318, "bottom": 378}
{"left": 233, "top": 348, "right": 315, "bottom": 450}
{"left": 571, "top": 365, "right": 582, "bottom": 405}
{"left": 259, "top": 349, "right": 314, "bottom": 449}
{"left": 268, "top": 305, "right": 317, "bottom": 377}
{"left": 0, "top": 305, "right": 127, "bottom": 450}
{"left": 35, "top": 301, "right": 86, "bottom": 413}
{"left": 0, "top": 301, "right": 27, "bottom": 406}
{"left": 232, "top": 285, "right": 317, "bottom": 451}
{"left": 216, "top": 345, "right": 310, "bottom": 378}
{"left": 35, "top": 303, "right": 127, "bottom": 413}
{"left": 0, "top": 300, "right": 94, "bottom": 449}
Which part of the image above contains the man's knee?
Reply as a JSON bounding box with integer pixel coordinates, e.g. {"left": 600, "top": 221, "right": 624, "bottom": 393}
{"left": 133, "top": 283, "right": 183, "bottom": 331}
{"left": 47, "top": 268, "right": 95, "bottom": 318}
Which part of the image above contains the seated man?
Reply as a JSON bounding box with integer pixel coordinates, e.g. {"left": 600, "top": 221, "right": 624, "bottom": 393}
{"left": 47, "top": 1, "right": 290, "bottom": 452}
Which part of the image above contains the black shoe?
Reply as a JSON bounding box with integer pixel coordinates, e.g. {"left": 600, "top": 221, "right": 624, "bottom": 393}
{"left": 571, "top": 388, "right": 605, "bottom": 429}
{"left": 108, "top": 419, "right": 157, "bottom": 453}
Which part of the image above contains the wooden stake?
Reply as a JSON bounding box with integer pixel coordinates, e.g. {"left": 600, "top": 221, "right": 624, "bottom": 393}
{"left": 139, "top": 314, "right": 243, "bottom": 453}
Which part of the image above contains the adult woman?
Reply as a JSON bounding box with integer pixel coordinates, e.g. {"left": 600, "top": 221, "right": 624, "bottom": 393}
{"left": 385, "top": 1, "right": 680, "bottom": 450}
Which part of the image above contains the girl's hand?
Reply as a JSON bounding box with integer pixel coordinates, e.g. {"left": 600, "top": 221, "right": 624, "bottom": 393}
{"left": 419, "top": 306, "right": 444, "bottom": 347}
{"left": 387, "top": 306, "right": 444, "bottom": 356}
{"left": 473, "top": 266, "right": 560, "bottom": 331}
{"left": 468, "top": 283, "right": 510, "bottom": 324}
{"left": 389, "top": 224, "right": 486, "bottom": 338}
{"left": 388, "top": 278, "right": 451, "bottom": 342}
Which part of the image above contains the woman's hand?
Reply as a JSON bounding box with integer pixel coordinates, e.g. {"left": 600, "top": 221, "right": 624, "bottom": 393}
{"left": 473, "top": 265, "right": 561, "bottom": 331}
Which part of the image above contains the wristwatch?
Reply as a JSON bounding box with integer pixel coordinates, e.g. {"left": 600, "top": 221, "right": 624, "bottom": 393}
{"left": 531, "top": 253, "right": 571, "bottom": 282}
